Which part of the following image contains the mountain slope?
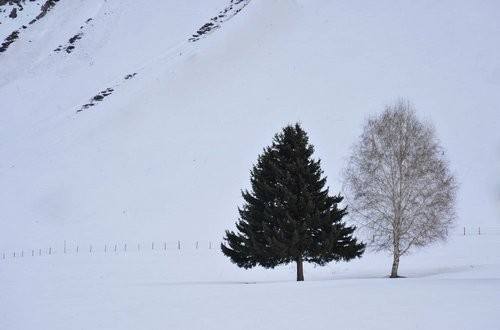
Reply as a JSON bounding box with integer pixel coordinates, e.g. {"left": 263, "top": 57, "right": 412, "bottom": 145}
{"left": 1, "top": 0, "right": 499, "bottom": 250}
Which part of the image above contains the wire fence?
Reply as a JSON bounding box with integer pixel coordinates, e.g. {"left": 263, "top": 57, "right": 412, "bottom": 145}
{"left": 360, "top": 226, "right": 500, "bottom": 247}
{"left": 1, "top": 240, "right": 223, "bottom": 262}
{"left": 460, "top": 226, "right": 500, "bottom": 236}
{"left": 2, "top": 226, "right": 499, "bottom": 262}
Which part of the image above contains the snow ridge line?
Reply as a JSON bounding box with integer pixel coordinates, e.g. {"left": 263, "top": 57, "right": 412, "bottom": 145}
{"left": 0, "top": 29, "right": 18, "bottom": 52}
{"left": 54, "top": 17, "right": 93, "bottom": 54}
{"left": 0, "top": 0, "right": 27, "bottom": 8}
{"left": 0, "top": 0, "right": 61, "bottom": 54}
{"left": 76, "top": 0, "right": 252, "bottom": 113}
{"left": 76, "top": 73, "right": 137, "bottom": 113}
{"left": 29, "top": 0, "right": 59, "bottom": 24}
{"left": 189, "top": 0, "right": 251, "bottom": 42}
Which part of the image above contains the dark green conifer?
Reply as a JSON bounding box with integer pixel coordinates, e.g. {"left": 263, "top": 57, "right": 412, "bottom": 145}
{"left": 221, "top": 123, "right": 365, "bottom": 281}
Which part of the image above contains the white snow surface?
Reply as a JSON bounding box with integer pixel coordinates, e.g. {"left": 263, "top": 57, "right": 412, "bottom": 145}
{"left": 1, "top": 1, "right": 500, "bottom": 328}
{"left": 1, "top": 235, "right": 499, "bottom": 329}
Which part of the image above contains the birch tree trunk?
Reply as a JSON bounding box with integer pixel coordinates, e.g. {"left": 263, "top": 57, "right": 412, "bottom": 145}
{"left": 390, "top": 252, "right": 400, "bottom": 278}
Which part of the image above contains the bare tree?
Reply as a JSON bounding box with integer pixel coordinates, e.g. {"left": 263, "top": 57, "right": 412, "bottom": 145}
{"left": 343, "top": 100, "right": 457, "bottom": 278}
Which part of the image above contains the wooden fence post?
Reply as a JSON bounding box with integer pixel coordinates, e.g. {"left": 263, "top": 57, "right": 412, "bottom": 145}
{"left": 178, "top": 241, "right": 181, "bottom": 250}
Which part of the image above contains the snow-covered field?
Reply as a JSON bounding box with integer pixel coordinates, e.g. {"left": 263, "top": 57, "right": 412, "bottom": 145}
{"left": 1, "top": 234, "right": 499, "bottom": 329}
{"left": 1, "top": 1, "right": 499, "bottom": 329}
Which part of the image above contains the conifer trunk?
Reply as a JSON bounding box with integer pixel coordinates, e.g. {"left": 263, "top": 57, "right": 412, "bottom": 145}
{"left": 296, "top": 257, "right": 304, "bottom": 281}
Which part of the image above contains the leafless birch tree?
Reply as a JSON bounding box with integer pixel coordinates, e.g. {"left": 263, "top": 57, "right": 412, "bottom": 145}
{"left": 343, "top": 100, "right": 457, "bottom": 278}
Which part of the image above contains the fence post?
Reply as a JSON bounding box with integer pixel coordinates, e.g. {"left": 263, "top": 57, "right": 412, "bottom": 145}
{"left": 21, "top": 250, "right": 24, "bottom": 257}
{"left": 178, "top": 241, "right": 181, "bottom": 250}
{"left": 49, "top": 247, "right": 52, "bottom": 255}
{"left": 478, "top": 227, "right": 481, "bottom": 235}
{"left": 2, "top": 252, "right": 5, "bottom": 259}
{"left": 105, "top": 244, "right": 107, "bottom": 253}
{"left": 164, "top": 241, "right": 167, "bottom": 251}
{"left": 89, "top": 245, "right": 92, "bottom": 253}
{"left": 114, "top": 244, "right": 117, "bottom": 252}
{"left": 13, "top": 252, "right": 16, "bottom": 258}
{"left": 209, "top": 241, "right": 212, "bottom": 249}
{"left": 64, "top": 240, "right": 67, "bottom": 254}
{"left": 39, "top": 248, "right": 42, "bottom": 256}
{"left": 464, "top": 227, "right": 466, "bottom": 236}
{"left": 124, "top": 243, "right": 127, "bottom": 252}
{"left": 152, "top": 242, "right": 154, "bottom": 250}
{"left": 76, "top": 246, "right": 79, "bottom": 254}
{"left": 196, "top": 241, "right": 199, "bottom": 249}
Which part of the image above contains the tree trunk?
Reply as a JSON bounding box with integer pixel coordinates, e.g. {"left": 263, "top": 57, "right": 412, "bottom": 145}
{"left": 391, "top": 228, "right": 401, "bottom": 278}
{"left": 390, "top": 253, "right": 400, "bottom": 278}
{"left": 296, "top": 257, "right": 304, "bottom": 281}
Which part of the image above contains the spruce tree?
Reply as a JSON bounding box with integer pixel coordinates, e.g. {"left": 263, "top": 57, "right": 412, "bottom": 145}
{"left": 221, "top": 123, "right": 365, "bottom": 281}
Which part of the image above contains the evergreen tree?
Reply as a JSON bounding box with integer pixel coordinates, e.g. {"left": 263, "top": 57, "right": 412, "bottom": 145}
{"left": 221, "top": 123, "right": 365, "bottom": 281}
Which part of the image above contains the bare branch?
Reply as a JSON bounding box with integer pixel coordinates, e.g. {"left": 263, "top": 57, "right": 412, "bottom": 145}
{"left": 343, "top": 100, "right": 458, "bottom": 276}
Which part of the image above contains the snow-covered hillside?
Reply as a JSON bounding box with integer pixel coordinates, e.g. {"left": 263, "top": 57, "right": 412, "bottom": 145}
{"left": 1, "top": 0, "right": 499, "bottom": 250}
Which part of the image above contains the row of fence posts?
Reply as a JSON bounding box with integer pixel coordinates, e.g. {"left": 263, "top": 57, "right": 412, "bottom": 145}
{"left": 2, "top": 240, "right": 218, "bottom": 261}
{"left": 463, "top": 227, "right": 482, "bottom": 235}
